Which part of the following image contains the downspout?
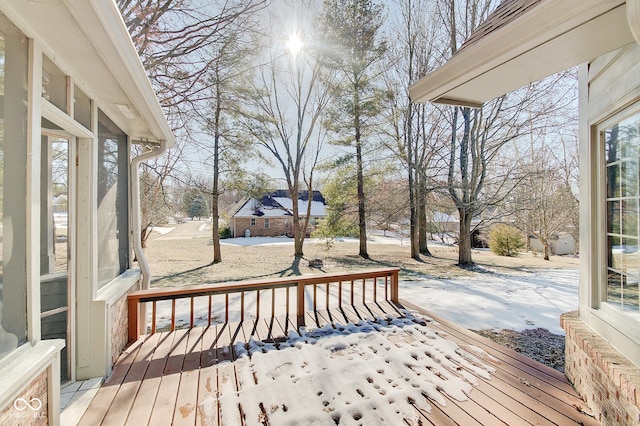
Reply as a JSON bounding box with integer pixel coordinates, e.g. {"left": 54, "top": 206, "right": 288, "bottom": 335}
{"left": 131, "top": 140, "right": 168, "bottom": 290}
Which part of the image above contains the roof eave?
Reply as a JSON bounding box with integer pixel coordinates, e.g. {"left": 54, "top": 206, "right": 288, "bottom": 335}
{"left": 409, "top": 0, "right": 633, "bottom": 106}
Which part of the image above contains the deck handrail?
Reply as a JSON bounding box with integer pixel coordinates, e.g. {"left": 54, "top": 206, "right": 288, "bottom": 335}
{"left": 127, "top": 267, "right": 399, "bottom": 342}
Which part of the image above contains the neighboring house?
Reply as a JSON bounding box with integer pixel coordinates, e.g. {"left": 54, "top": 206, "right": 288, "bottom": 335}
{"left": 0, "top": 1, "right": 175, "bottom": 424}
{"left": 410, "top": 0, "right": 640, "bottom": 423}
{"left": 530, "top": 232, "right": 576, "bottom": 256}
{"left": 231, "top": 190, "right": 327, "bottom": 238}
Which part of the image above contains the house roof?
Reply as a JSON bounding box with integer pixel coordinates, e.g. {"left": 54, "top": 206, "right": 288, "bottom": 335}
{"left": 409, "top": 0, "right": 635, "bottom": 107}
{"left": 233, "top": 190, "right": 328, "bottom": 218}
{"left": 1, "top": 0, "right": 176, "bottom": 147}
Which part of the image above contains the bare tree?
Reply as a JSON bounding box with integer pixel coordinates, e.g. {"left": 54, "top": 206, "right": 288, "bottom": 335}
{"left": 117, "top": 0, "right": 268, "bottom": 251}
{"left": 436, "top": 0, "right": 576, "bottom": 265}
{"left": 240, "top": 4, "right": 332, "bottom": 257}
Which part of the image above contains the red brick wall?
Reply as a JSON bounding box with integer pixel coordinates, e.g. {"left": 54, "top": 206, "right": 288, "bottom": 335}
{"left": 0, "top": 371, "right": 48, "bottom": 425}
{"left": 233, "top": 217, "right": 293, "bottom": 237}
{"left": 561, "top": 311, "right": 640, "bottom": 425}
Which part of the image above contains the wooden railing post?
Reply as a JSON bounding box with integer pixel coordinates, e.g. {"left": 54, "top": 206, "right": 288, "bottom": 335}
{"left": 390, "top": 270, "right": 399, "bottom": 303}
{"left": 296, "top": 281, "right": 305, "bottom": 329}
{"left": 128, "top": 297, "right": 139, "bottom": 343}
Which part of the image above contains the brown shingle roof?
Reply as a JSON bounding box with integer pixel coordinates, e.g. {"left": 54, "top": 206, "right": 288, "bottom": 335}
{"left": 458, "top": 0, "right": 544, "bottom": 52}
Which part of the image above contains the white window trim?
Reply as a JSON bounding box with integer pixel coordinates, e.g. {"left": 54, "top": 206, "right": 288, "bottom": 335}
{"left": 597, "top": 105, "right": 640, "bottom": 315}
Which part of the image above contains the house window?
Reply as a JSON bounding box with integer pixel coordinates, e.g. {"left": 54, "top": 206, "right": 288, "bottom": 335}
{"left": 42, "top": 55, "right": 67, "bottom": 112}
{"left": 251, "top": 218, "right": 256, "bottom": 226}
{"left": 0, "top": 14, "right": 29, "bottom": 358}
{"left": 97, "top": 110, "right": 129, "bottom": 288}
{"left": 604, "top": 110, "right": 640, "bottom": 317}
{"left": 264, "top": 218, "right": 270, "bottom": 229}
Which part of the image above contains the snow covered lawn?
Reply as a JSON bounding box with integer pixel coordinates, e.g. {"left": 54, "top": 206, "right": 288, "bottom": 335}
{"left": 401, "top": 268, "right": 579, "bottom": 335}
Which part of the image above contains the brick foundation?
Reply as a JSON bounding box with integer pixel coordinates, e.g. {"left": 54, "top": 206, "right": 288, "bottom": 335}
{"left": 561, "top": 311, "right": 640, "bottom": 425}
{"left": 110, "top": 291, "right": 131, "bottom": 366}
{"left": 0, "top": 371, "right": 48, "bottom": 426}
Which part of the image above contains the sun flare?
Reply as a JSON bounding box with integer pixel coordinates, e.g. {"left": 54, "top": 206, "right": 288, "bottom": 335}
{"left": 286, "top": 33, "right": 303, "bottom": 54}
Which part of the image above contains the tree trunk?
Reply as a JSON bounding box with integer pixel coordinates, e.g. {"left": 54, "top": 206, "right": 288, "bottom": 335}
{"left": 418, "top": 177, "right": 431, "bottom": 256}
{"left": 211, "top": 82, "right": 222, "bottom": 264}
{"left": 291, "top": 185, "right": 304, "bottom": 258}
{"left": 355, "top": 89, "right": 368, "bottom": 259}
{"left": 458, "top": 208, "right": 473, "bottom": 265}
{"left": 543, "top": 243, "right": 550, "bottom": 261}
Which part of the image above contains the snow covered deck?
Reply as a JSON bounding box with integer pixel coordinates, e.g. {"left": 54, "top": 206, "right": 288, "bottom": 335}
{"left": 78, "top": 297, "right": 598, "bottom": 425}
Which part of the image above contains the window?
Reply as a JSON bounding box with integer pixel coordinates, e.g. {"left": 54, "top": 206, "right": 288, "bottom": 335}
{"left": 42, "top": 55, "right": 67, "bottom": 112}
{"left": 97, "top": 110, "right": 129, "bottom": 288}
{"left": 604, "top": 110, "right": 640, "bottom": 317}
{"left": 264, "top": 218, "right": 270, "bottom": 229}
{"left": 251, "top": 218, "right": 256, "bottom": 226}
{"left": 0, "top": 13, "right": 29, "bottom": 358}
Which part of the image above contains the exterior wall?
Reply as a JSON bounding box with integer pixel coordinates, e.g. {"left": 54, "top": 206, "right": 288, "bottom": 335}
{"left": 562, "top": 312, "right": 640, "bottom": 425}
{"left": 530, "top": 233, "right": 576, "bottom": 255}
{"left": 234, "top": 217, "right": 295, "bottom": 237}
{"left": 572, "top": 41, "right": 640, "bottom": 424}
{"left": 110, "top": 289, "right": 133, "bottom": 366}
{"left": 0, "top": 371, "right": 48, "bottom": 426}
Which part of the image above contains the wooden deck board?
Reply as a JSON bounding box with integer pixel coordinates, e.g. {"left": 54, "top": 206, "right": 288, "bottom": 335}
{"left": 148, "top": 328, "right": 190, "bottom": 425}
{"left": 123, "top": 331, "right": 177, "bottom": 426}
{"left": 84, "top": 302, "right": 599, "bottom": 426}
{"left": 196, "top": 325, "right": 220, "bottom": 426}
{"left": 77, "top": 336, "right": 147, "bottom": 425}
{"left": 173, "top": 327, "right": 204, "bottom": 425}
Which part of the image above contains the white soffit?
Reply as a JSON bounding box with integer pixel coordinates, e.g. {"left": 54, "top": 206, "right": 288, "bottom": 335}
{"left": 409, "top": 0, "right": 635, "bottom": 107}
{"left": 0, "top": 0, "right": 175, "bottom": 147}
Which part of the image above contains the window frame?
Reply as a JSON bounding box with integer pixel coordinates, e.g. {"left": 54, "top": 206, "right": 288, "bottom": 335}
{"left": 599, "top": 105, "right": 640, "bottom": 322}
{"left": 264, "top": 218, "right": 270, "bottom": 229}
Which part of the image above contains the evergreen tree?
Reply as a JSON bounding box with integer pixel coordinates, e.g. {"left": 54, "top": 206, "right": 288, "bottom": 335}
{"left": 320, "top": 0, "right": 388, "bottom": 259}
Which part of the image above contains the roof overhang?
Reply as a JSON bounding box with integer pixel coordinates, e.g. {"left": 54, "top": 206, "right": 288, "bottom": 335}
{"left": 0, "top": 0, "right": 176, "bottom": 147}
{"left": 409, "top": 0, "right": 636, "bottom": 107}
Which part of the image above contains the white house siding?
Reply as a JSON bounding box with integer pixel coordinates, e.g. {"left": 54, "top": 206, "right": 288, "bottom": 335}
{"left": 578, "top": 43, "right": 640, "bottom": 368}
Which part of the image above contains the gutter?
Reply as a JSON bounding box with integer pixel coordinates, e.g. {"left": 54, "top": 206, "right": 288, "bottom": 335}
{"left": 130, "top": 140, "right": 168, "bottom": 291}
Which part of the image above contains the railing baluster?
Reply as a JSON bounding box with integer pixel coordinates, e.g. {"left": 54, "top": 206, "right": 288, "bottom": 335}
{"left": 286, "top": 286, "right": 290, "bottom": 317}
{"left": 271, "top": 288, "right": 276, "bottom": 318}
{"left": 326, "top": 283, "right": 330, "bottom": 309}
{"left": 190, "top": 296, "right": 195, "bottom": 328}
{"left": 208, "top": 295, "right": 212, "bottom": 327}
{"left": 373, "top": 277, "right": 377, "bottom": 301}
{"left": 385, "top": 275, "right": 388, "bottom": 300}
{"left": 297, "top": 282, "right": 305, "bottom": 328}
{"left": 171, "top": 299, "right": 176, "bottom": 331}
{"left": 256, "top": 289, "right": 261, "bottom": 319}
{"left": 241, "top": 291, "right": 245, "bottom": 321}
{"left": 152, "top": 301, "right": 157, "bottom": 335}
{"left": 313, "top": 284, "right": 317, "bottom": 312}
{"left": 350, "top": 280, "right": 354, "bottom": 305}
{"left": 362, "top": 278, "right": 366, "bottom": 304}
{"left": 225, "top": 293, "right": 229, "bottom": 322}
{"left": 338, "top": 281, "right": 343, "bottom": 307}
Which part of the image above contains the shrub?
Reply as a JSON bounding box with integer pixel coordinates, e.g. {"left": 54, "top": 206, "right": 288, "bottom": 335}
{"left": 489, "top": 224, "right": 525, "bottom": 257}
{"left": 219, "top": 225, "right": 232, "bottom": 239}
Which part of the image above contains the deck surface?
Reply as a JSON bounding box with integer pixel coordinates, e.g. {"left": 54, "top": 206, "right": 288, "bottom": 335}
{"left": 79, "top": 301, "right": 598, "bottom": 425}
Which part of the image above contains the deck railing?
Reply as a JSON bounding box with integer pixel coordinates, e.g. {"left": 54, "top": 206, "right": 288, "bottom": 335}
{"left": 127, "top": 268, "right": 399, "bottom": 342}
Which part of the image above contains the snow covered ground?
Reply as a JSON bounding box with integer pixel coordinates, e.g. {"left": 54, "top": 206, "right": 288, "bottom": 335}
{"left": 401, "top": 268, "right": 579, "bottom": 335}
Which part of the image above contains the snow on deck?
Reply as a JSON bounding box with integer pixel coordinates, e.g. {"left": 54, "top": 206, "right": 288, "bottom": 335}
{"left": 215, "top": 311, "right": 494, "bottom": 425}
